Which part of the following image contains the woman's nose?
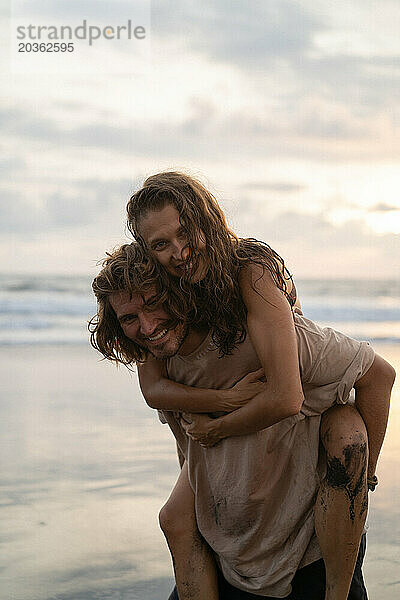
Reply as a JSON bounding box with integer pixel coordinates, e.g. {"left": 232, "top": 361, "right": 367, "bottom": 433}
{"left": 171, "top": 240, "right": 188, "bottom": 261}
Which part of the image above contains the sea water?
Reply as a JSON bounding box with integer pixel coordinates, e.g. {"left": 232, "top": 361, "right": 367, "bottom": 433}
{"left": 1, "top": 274, "right": 400, "bottom": 346}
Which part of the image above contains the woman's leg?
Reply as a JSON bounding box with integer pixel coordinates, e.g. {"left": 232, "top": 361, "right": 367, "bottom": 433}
{"left": 315, "top": 404, "right": 368, "bottom": 600}
{"left": 160, "top": 461, "right": 219, "bottom": 600}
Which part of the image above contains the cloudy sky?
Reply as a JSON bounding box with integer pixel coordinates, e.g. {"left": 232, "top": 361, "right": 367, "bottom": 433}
{"left": 2, "top": 0, "right": 399, "bottom": 278}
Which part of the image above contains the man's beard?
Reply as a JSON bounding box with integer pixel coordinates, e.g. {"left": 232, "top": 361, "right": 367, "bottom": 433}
{"left": 146, "top": 323, "right": 189, "bottom": 359}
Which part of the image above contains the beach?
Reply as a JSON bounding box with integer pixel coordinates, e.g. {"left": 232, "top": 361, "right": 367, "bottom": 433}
{"left": 1, "top": 275, "right": 399, "bottom": 599}
{"left": 1, "top": 344, "right": 178, "bottom": 600}
{"left": 1, "top": 343, "right": 399, "bottom": 600}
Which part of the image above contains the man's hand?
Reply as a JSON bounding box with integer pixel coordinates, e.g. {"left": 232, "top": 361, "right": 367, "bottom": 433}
{"left": 180, "top": 413, "right": 223, "bottom": 447}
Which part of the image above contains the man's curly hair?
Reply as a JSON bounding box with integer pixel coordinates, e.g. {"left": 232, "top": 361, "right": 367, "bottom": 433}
{"left": 89, "top": 242, "right": 194, "bottom": 366}
{"left": 126, "top": 171, "right": 294, "bottom": 355}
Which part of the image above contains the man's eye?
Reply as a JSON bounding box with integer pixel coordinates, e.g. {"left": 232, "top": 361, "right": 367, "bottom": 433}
{"left": 122, "top": 316, "right": 137, "bottom": 324}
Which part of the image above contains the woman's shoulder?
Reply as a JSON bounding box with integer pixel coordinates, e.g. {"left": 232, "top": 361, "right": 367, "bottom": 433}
{"left": 237, "top": 238, "right": 290, "bottom": 278}
{"left": 237, "top": 240, "right": 297, "bottom": 307}
{"left": 238, "top": 264, "right": 295, "bottom": 319}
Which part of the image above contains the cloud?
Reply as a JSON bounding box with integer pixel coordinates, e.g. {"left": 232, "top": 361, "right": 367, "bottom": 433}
{"left": 12, "top": 0, "right": 146, "bottom": 20}
{"left": 239, "top": 209, "right": 400, "bottom": 278}
{"left": 0, "top": 107, "right": 140, "bottom": 155}
{"left": 0, "top": 156, "right": 26, "bottom": 174}
{"left": 2, "top": 189, "right": 399, "bottom": 277}
{"left": 1, "top": 177, "right": 132, "bottom": 234}
{"left": 0, "top": 107, "right": 60, "bottom": 143}
{"left": 0, "top": 190, "right": 45, "bottom": 233}
{"left": 0, "top": 105, "right": 177, "bottom": 157}
{"left": 239, "top": 182, "right": 306, "bottom": 193}
{"left": 368, "top": 203, "right": 400, "bottom": 212}
{"left": 2, "top": 1, "right": 399, "bottom": 278}
{"left": 3, "top": 100, "right": 397, "bottom": 166}
{"left": 296, "top": 55, "right": 400, "bottom": 114}
{"left": 154, "top": 1, "right": 321, "bottom": 63}
{"left": 152, "top": 1, "right": 399, "bottom": 118}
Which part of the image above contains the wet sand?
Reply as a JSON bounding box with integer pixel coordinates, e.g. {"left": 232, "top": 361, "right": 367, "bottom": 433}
{"left": 1, "top": 344, "right": 399, "bottom": 599}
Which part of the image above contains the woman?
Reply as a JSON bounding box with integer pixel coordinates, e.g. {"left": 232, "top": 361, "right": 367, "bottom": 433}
{"left": 126, "top": 172, "right": 391, "bottom": 600}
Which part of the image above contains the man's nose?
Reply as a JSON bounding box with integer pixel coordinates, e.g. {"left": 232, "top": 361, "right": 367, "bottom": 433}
{"left": 139, "top": 313, "right": 158, "bottom": 337}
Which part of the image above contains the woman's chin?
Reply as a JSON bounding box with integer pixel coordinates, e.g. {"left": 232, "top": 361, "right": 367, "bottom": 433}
{"left": 185, "top": 263, "right": 209, "bottom": 284}
{"left": 168, "top": 262, "right": 209, "bottom": 283}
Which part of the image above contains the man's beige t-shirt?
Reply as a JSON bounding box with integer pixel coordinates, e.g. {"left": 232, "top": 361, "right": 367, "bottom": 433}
{"left": 162, "top": 313, "right": 375, "bottom": 597}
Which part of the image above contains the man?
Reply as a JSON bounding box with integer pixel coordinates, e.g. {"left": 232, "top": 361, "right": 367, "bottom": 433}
{"left": 90, "top": 243, "right": 394, "bottom": 600}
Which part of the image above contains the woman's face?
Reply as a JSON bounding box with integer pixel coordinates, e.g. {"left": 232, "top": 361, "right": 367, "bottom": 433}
{"left": 139, "top": 203, "right": 208, "bottom": 282}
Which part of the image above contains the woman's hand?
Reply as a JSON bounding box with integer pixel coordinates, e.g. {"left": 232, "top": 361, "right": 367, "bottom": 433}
{"left": 180, "top": 413, "right": 223, "bottom": 447}
{"left": 221, "top": 368, "right": 266, "bottom": 412}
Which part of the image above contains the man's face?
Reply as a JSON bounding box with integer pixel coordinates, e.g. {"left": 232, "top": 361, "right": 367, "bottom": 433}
{"left": 109, "top": 288, "right": 187, "bottom": 359}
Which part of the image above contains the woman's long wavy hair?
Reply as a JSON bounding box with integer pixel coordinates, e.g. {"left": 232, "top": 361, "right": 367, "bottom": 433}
{"left": 89, "top": 242, "right": 193, "bottom": 366}
{"left": 127, "top": 171, "right": 294, "bottom": 355}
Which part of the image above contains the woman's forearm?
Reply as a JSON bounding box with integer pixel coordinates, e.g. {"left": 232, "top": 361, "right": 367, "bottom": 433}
{"left": 210, "top": 386, "right": 302, "bottom": 439}
{"left": 143, "top": 376, "right": 229, "bottom": 412}
{"left": 138, "top": 359, "right": 231, "bottom": 412}
{"left": 139, "top": 363, "right": 265, "bottom": 414}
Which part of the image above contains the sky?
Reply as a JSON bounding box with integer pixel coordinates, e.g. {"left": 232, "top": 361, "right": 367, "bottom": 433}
{"left": 1, "top": 0, "right": 399, "bottom": 278}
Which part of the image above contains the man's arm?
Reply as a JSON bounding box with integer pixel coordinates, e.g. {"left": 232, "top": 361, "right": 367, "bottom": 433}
{"left": 354, "top": 354, "right": 395, "bottom": 479}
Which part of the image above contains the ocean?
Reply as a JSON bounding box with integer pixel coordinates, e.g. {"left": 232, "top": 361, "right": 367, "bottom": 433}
{"left": 1, "top": 274, "right": 399, "bottom": 599}
{"left": 1, "top": 273, "right": 399, "bottom": 346}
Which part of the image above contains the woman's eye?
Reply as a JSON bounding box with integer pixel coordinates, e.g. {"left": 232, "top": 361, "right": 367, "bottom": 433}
{"left": 145, "top": 296, "right": 158, "bottom": 308}
{"left": 153, "top": 241, "right": 167, "bottom": 251}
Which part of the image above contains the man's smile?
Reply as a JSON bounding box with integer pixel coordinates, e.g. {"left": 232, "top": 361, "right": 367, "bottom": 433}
{"left": 145, "top": 328, "right": 169, "bottom": 343}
